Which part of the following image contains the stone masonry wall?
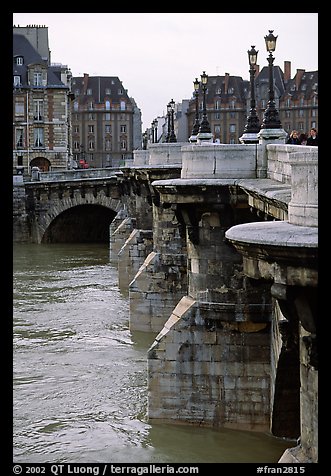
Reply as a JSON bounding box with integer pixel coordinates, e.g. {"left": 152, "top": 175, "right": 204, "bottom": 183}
{"left": 129, "top": 203, "right": 188, "bottom": 332}
{"left": 148, "top": 296, "right": 271, "bottom": 431}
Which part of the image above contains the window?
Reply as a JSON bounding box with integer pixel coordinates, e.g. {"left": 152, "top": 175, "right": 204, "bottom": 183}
{"left": 105, "top": 125, "right": 112, "bottom": 134}
{"left": 15, "top": 101, "right": 24, "bottom": 116}
{"left": 88, "top": 140, "right": 95, "bottom": 150}
{"left": 215, "top": 112, "right": 220, "bottom": 120}
{"left": 105, "top": 88, "right": 111, "bottom": 95}
{"left": 34, "top": 72, "right": 42, "bottom": 86}
{"left": 15, "top": 56, "right": 24, "bottom": 65}
{"left": 33, "top": 99, "right": 44, "bottom": 121}
{"left": 285, "top": 111, "right": 291, "bottom": 118}
{"left": 120, "top": 101, "right": 126, "bottom": 111}
{"left": 229, "top": 124, "right": 236, "bottom": 133}
{"left": 286, "top": 98, "right": 291, "bottom": 107}
{"left": 13, "top": 75, "right": 21, "bottom": 87}
{"left": 105, "top": 100, "right": 110, "bottom": 110}
{"left": 88, "top": 113, "right": 94, "bottom": 120}
{"left": 120, "top": 125, "right": 127, "bottom": 133}
{"left": 118, "top": 88, "right": 123, "bottom": 95}
{"left": 88, "top": 125, "right": 94, "bottom": 133}
{"left": 74, "top": 125, "right": 79, "bottom": 133}
{"left": 105, "top": 140, "right": 112, "bottom": 150}
{"left": 299, "top": 109, "right": 304, "bottom": 117}
{"left": 215, "top": 100, "right": 220, "bottom": 110}
{"left": 34, "top": 128, "right": 44, "bottom": 148}
{"left": 16, "top": 128, "right": 24, "bottom": 148}
{"left": 73, "top": 141, "right": 80, "bottom": 150}
{"left": 105, "top": 113, "right": 111, "bottom": 120}
{"left": 74, "top": 101, "right": 79, "bottom": 111}
{"left": 228, "top": 87, "right": 234, "bottom": 94}
{"left": 87, "top": 88, "right": 92, "bottom": 95}
{"left": 120, "top": 140, "right": 127, "bottom": 150}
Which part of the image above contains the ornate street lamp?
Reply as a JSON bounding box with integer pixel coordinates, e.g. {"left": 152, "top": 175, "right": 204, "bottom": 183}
{"left": 189, "top": 77, "right": 200, "bottom": 142}
{"left": 142, "top": 131, "right": 148, "bottom": 150}
{"left": 261, "top": 30, "right": 282, "bottom": 129}
{"left": 166, "top": 99, "right": 177, "bottom": 143}
{"left": 198, "top": 71, "right": 211, "bottom": 135}
{"left": 152, "top": 119, "right": 158, "bottom": 143}
{"left": 244, "top": 46, "right": 260, "bottom": 134}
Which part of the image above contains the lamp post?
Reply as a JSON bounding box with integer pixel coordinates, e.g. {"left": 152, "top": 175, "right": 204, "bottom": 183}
{"left": 261, "top": 30, "right": 282, "bottom": 129}
{"left": 152, "top": 119, "right": 158, "bottom": 143}
{"left": 167, "top": 99, "right": 177, "bottom": 143}
{"left": 142, "top": 131, "right": 147, "bottom": 150}
{"left": 189, "top": 77, "right": 200, "bottom": 142}
{"left": 197, "top": 71, "right": 213, "bottom": 142}
{"left": 240, "top": 46, "right": 260, "bottom": 144}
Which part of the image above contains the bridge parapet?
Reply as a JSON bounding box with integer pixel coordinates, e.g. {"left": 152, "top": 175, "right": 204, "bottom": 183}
{"left": 33, "top": 167, "right": 122, "bottom": 182}
{"left": 266, "top": 144, "right": 318, "bottom": 184}
{"left": 180, "top": 143, "right": 260, "bottom": 179}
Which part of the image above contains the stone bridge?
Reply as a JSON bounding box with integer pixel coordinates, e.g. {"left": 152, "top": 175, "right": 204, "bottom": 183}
{"left": 13, "top": 139, "right": 318, "bottom": 463}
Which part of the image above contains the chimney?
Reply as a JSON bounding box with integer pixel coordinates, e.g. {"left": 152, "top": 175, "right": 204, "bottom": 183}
{"left": 224, "top": 72, "right": 230, "bottom": 94}
{"left": 82, "top": 73, "right": 89, "bottom": 95}
{"left": 284, "top": 61, "right": 291, "bottom": 82}
{"left": 295, "top": 69, "right": 305, "bottom": 90}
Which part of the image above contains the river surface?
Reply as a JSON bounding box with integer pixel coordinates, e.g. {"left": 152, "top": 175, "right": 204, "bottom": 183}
{"left": 13, "top": 243, "right": 293, "bottom": 463}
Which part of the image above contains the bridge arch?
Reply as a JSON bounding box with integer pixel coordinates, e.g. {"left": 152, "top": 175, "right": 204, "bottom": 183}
{"left": 41, "top": 203, "right": 119, "bottom": 243}
{"left": 33, "top": 193, "right": 124, "bottom": 243}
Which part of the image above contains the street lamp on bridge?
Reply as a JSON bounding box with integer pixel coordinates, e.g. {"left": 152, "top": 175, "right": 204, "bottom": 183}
{"left": 166, "top": 99, "right": 177, "bottom": 143}
{"left": 240, "top": 45, "right": 260, "bottom": 144}
{"left": 189, "top": 77, "right": 200, "bottom": 143}
{"left": 197, "top": 71, "right": 213, "bottom": 142}
{"left": 261, "top": 30, "right": 282, "bottom": 129}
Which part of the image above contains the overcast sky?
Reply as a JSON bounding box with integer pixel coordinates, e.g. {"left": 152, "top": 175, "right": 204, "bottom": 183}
{"left": 13, "top": 12, "right": 318, "bottom": 130}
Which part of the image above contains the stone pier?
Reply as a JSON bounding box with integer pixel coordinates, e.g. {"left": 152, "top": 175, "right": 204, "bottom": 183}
{"left": 147, "top": 144, "right": 276, "bottom": 430}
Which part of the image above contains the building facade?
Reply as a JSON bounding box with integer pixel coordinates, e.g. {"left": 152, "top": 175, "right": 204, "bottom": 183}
{"left": 186, "top": 62, "right": 318, "bottom": 143}
{"left": 71, "top": 74, "right": 142, "bottom": 168}
{"left": 13, "top": 26, "right": 72, "bottom": 174}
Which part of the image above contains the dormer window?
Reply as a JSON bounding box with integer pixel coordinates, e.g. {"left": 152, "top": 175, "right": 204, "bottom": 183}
{"left": 13, "top": 75, "right": 21, "bottom": 87}
{"left": 15, "top": 56, "right": 24, "bottom": 65}
{"left": 34, "top": 72, "right": 43, "bottom": 86}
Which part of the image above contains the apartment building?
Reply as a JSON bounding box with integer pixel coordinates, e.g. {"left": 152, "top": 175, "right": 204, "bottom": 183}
{"left": 13, "top": 26, "right": 72, "bottom": 173}
{"left": 186, "top": 62, "right": 318, "bottom": 143}
{"left": 71, "top": 74, "right": 142, "bottom": 168}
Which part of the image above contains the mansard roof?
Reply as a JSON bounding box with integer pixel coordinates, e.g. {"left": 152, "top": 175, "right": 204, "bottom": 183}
{"left": 13, "top": 33, "right": 67, "bottom": 88}
{"left": 255, "top": 65, "right": 286, "bottom": 96}
{"left": 71, "top": 75, "right": 131, "bottom": 104}
{"left": 283, "top": 70, "right": 318, "bottom": 99}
